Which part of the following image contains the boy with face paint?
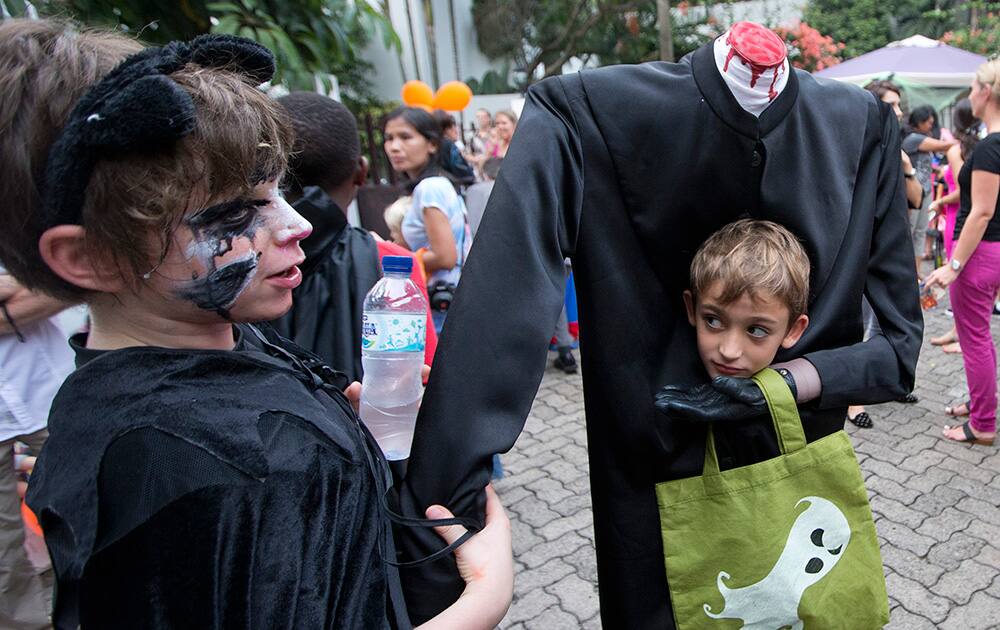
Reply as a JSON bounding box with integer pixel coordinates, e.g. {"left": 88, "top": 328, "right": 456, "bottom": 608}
{"left": 269, "top": 91, "right": 437, "bottom": 382}
{"left": 0, "top": 21, "right": 511, "bottom": 629}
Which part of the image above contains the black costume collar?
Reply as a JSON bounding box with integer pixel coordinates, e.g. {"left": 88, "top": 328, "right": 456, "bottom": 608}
{"left": 41, "top": 34, "right": 275, "bottom": 230}
{"left": 69, "top": 326, "right": 248, "bottom": 368}
{"left": 691, "top": 41, "right": 799, "bottom": 139}
{"left": 292, "top": 186, "right": 350, "bottom": 275}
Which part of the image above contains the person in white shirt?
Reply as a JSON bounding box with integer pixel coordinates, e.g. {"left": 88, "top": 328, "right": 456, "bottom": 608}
{"left": 0, "top": 267, "right": 74, "bottom": 629}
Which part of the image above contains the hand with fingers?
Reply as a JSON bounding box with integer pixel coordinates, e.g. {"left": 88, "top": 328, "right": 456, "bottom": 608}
{"left": 416, "top": 484, "right": 514, "bottom": 630}
{"left": 655, "top": 372, "right": 797, "bottom": 423}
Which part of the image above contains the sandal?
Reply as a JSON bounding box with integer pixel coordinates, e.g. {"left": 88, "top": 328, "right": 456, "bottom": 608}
{"left": 847, "top": 411, "right": 873, "bottom": 429}
{"left": 942, "top": 421, "right": 995, "bottom": 446}
{"left": 896, "top": 393, "right": 919, "bottom": 404}
{"left": 945, "top": 402, "right": 970, "bottom": 417}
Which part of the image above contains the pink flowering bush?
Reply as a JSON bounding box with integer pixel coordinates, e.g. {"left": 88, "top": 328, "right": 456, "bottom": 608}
{"left": 775, "top": 21, "right": 846, "bottom": 72}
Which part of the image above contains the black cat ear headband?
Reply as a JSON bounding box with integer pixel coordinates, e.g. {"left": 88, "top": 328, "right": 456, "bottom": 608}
{"left": 40, "top": 34, "right": 275, "bottom": 230}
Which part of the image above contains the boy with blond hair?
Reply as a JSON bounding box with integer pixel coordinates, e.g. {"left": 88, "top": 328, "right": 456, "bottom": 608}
{"left": 657, "top": 219, "right": 811, "bottom": 435}
{"left": 684, "top": 219, "right": 810, "bottom": 381}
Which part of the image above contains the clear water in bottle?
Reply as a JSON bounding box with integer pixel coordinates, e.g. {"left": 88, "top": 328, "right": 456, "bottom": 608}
{"left": 360, "top": 255, "right": 427, "bottom": 460}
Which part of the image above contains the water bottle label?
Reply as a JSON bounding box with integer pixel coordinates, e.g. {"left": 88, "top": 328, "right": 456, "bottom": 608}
{"left": 362, "top": 313, "right": 426, "bottom": 352}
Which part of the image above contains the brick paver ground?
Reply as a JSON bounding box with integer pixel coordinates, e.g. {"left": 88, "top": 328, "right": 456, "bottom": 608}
{"left": 497, "top": 286, "right": 1000, "bottom": 628}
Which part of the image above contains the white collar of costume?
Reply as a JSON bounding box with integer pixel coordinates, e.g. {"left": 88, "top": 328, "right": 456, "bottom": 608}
{"left": 713, "top": 31, "right": 789, "bottom": 118}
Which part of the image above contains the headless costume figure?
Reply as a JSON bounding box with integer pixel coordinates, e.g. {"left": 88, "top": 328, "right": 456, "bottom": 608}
{"left": 395, "top": 21, "right": 920, "bottom": 627}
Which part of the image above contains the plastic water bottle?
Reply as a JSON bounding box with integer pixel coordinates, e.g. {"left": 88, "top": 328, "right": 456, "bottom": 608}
{"left": 360, "top": 255, "right": 427, "bottom": 460}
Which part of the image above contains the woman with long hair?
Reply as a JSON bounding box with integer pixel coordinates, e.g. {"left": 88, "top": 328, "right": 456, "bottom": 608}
{"left": 492, "top": 110, "right": 518, "bottom": 159}
{"left": 383, "top": 107, "right": 470, "bottom": 332}
{"left": 904, "top": 105, "right": 958, "bottom": 274}
{"left": 928, "top": 99, "right": 981, "bottom": 355}
{"left": 926, "top": 58, "right": 1000, "bottom": 445}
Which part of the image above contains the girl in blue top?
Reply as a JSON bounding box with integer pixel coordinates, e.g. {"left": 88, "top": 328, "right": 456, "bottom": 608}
{"left": 383, "top": 107, "right": 470, "bottom": 332}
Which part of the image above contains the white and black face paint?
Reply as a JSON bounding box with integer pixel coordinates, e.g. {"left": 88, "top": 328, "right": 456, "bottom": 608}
{"left": 176, "top": 197, "right": 267, "bottom": 319}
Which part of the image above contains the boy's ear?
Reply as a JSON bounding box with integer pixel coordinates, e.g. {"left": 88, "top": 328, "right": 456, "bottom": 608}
{"left": 38, "top": 225, "right": 126, "bottom": 293}
{"left": 780, "top": 313, "right": 809, "bottom": 349}
{"left": 683, "top": 290, "right": 696, "bottom": 327}
{"left": 353, "top": 156, "right": 369, "bottom": 188}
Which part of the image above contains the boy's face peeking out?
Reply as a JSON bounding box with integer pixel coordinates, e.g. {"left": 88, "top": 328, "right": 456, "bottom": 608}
{"left": 143, "top": 179, "right": 312, "bottom": 322}
{"left": 684, "top": 282, "right": 808, "bottom": 379}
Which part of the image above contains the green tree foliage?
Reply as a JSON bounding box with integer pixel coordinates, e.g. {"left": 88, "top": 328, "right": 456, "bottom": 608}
{"left": 941, "top": 2, "right": 1000, "bottom": 54}
{"left": 5, "top": 0, "right": 399, "bottom": 107}
{"left": 804, "top": 0, "right": 1000, "bottom": 58}
{"left": 471, "top": 0, "right": 727, "bottom": 87}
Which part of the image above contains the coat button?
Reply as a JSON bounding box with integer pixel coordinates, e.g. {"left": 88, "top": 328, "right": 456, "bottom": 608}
{"left": 751, "top": 150, "right": 762, "bottom": 167}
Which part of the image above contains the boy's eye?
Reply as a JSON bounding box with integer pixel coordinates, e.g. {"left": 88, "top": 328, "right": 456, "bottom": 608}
{"left": 703, "top": 316, "right": 723, "bottom": 329}
{"left": 747, "top": 325, "right": 770, "bottom": 338}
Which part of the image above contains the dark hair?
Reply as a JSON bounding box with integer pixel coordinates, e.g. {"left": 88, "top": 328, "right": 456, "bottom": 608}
{"left": 483, "top": 156, "right": 502, "bottom": 180}
{"left": 433, "top": 109, "right": 457, "bottom": 133}
{"left": 278, "top": 91, "right": 359, "bottom": 196}
{"left": 951, "top": 98, "right": 981, "bottom": 161}
{"left": 907, "top": 105, "right": 939, "bottom": 136}
{"left": 863, "top": 79, "right": 901, "bottom": 101}
{"left": 383, "top": 106, "right": 452, "bottom": 192}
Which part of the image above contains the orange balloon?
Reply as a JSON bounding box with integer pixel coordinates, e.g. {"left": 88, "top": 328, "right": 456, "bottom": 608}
{"left": 401, "top": 80, "right": 434, "bottom": 107}
{"left": 21, "top": 501, "right": 41, "bottom": 537}
{"left": 432, "top": 81, "right": 473, "bottom": 111}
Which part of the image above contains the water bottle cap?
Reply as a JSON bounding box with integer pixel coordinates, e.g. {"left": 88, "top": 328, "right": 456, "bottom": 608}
{"left": 381, "top": 255, "right": 413, "bottom": 274}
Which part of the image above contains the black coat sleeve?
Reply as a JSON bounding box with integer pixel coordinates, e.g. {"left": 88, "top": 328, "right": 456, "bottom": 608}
{"left": 394, "top": 76, "right": 585, "bottom": 622}
{"left": 804, "top": 101, "right": 923, "bottom": 407}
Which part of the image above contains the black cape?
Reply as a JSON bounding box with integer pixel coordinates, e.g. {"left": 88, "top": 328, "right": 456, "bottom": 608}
{"left": 397, "top": 42, "right": 923, "bottom": 625}
{"left": 27, "top": 324, "right": 407, "bottom": 629}
{"left": 271, "top": 186, "right": 381, "bottom": 382}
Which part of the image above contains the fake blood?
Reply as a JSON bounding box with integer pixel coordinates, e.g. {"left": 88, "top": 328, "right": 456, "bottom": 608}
{"left": 722, "top": 22, "right": 787, "bottom": 102}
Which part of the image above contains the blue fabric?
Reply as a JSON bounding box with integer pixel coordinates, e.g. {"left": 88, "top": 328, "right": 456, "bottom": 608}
{"left": 402, "top": 177, "right": 468, "bottom": 286}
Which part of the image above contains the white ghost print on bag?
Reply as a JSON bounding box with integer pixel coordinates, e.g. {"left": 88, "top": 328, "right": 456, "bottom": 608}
{"left": 703, "top": 496, "right": 851, "bottom": 630}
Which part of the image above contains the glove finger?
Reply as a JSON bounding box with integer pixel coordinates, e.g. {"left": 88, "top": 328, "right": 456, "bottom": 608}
{"left": 654, "top": 398, "right": 712, "bottom": 422}
{"left": 712, "top": 376, "right": 761, "bottom": 405}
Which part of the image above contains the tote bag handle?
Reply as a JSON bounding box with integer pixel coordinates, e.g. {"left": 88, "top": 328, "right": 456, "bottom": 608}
{"left": 702, "top": 368, "right": 808, "bottom": 476}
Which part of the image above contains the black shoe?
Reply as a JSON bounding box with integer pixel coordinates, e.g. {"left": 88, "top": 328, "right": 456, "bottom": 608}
{"left": 896, "top": 393, "right": 919, "bottom": 404}
{"left": 847, "top": 411, "right": 873, "bottom": 429}
{"left": 553, "top": 350, "right": 578, "bottom": 374}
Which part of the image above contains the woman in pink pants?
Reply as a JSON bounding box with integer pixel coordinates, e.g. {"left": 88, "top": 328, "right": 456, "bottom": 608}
{"left": 926, "top": 59, "right": 1000, "bottom": 445}
{"left": 928, "top": 99, "right": 980, "bottom": 353}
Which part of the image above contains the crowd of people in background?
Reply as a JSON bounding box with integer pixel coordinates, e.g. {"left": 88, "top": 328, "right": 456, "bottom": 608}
{"left": 0, "top": 10, "right": 998, "bottom": 628}
{"left": 854, "top": 66, "right": 1000, "bottom": 450}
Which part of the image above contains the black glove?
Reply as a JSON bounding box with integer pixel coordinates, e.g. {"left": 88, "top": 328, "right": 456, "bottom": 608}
{"left": 654, "top": 369, "right": 797, "bottom": 423}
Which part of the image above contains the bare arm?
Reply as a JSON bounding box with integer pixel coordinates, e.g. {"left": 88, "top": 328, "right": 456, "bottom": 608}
{"left": 0, "top": 276, "right": 73, "bottom": 336}
{"left": 416, "top": 485, "right": 513, "bottom": 630}
{"left": 918, "top": 136, "right": 957, "bottom": 153}
{"left": 930, "top": 145, "right": 965, "bottom": 211}
{"left": 950, "top": 170, "right": 1000, "bottom": 265}
{"left": 900, "top": 151, "right": 923, "bottom": 208}
{"left": 420, "top": 206, "right": 459, "bottom": 273}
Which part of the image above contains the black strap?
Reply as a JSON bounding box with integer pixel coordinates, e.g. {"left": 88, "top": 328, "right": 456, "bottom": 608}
{"left": 246, "top": 324, "right": 480, "bottom": 600}
{"left": 1, "top": 302, "right": 25, "bottom": 342}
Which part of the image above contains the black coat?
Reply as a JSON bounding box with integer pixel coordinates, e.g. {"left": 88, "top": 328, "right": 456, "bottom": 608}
{"left": 397, "top": 42, "right": 922, "bottom": 627}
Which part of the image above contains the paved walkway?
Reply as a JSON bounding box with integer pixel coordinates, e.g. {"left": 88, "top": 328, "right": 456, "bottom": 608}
{"left": 496, "top": 291, "right": 1000, "bottom": 628}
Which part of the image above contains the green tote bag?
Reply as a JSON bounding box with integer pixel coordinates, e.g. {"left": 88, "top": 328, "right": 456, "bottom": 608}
{"left": 655, "top": 368, "right": 888, "bottom": 629}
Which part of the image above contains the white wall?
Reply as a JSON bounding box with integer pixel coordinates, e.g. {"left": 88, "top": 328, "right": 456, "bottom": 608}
{"left": 362, "top": 0, "right": 510, "bottom": 103}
